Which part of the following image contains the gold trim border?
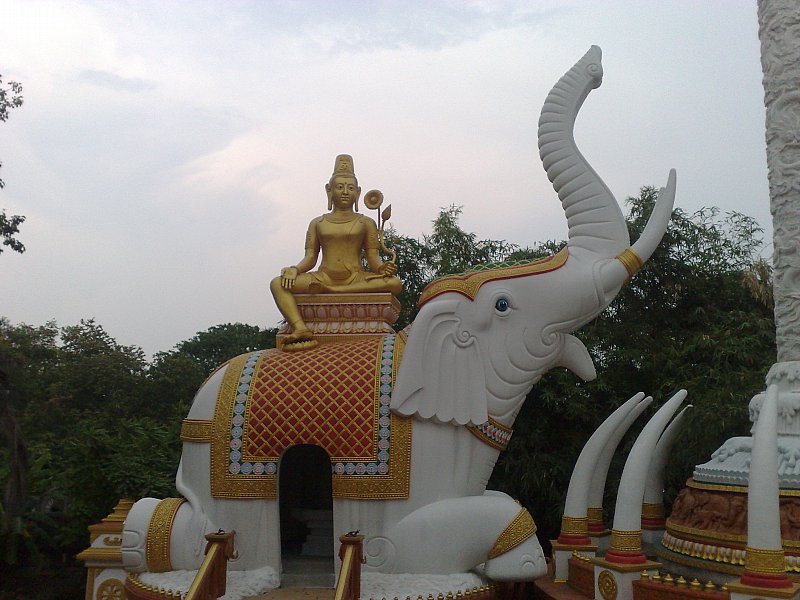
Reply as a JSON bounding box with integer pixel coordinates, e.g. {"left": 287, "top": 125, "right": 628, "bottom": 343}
{"left": 656, "top": 545, "right": 743, "bottom": 576}
{"left": 488, "top": 506, "right": 537, "bottom": 560}
{"left": 211, "top": 353, "right": 269, "bottom": 498}
{"left": 418, "top": 248, "right": 569, "bottom": 307}
{"left": 465, "top": 416, "right": 513, "bottom": 451}
{"left": 666, "top": 521, "right": 749, "bottom": 545}
{"left": 687, "top": 478, "right": 800, "bottom": 497}
{"left": 561, "top": 515, "right": 589, "bottom": 536}
{"left": 641, "top": 502, "right": 665, "bottom": 519}
{"left": 75, "top": 547, "right": 123, "bottom": 563}
{"left": 745, "top": 546, "right": 789, "bottom": 575}
{"left": 293, "top": 292, "right": 401, "bottom": 307}
{"left": 615, "top": 248, "right": 643, "bottom": 279}
{"left": 587, "top": 507, "right": 604, "bottom": 522}
{"left": 180, "top": 419, "right": 213, "bottom": 443}
{"left": 667, "top": 519, "right": 800, "bottom": 550}
{"left": 145, "top": 497, "right": 185, "bottom": 572}
{"left": 610, "top": 528, "right": 642, "bottom": 553}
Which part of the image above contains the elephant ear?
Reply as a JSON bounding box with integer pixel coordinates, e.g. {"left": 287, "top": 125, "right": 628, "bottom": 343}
{"left": 392, "top": 299, "right": 488, "bottom": 426}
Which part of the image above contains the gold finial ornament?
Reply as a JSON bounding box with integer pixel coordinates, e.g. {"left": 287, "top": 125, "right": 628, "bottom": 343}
{"left": 364, "top": 189, "right": 398, "bottom": 265}
{"left": 364, "top": 189, "right": 383, "bottom": 210}
{"left": 269, "top": 155, "right": 403, "bottom": 350}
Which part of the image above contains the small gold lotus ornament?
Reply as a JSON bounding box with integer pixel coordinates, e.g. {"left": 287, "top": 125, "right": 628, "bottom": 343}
{"left": 364, "top": 189, "right": 384, "bottom": 210}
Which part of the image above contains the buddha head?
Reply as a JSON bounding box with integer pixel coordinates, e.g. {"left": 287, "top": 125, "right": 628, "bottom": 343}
{"left": 326, "top": 154, "right": 361, "bottom": 211}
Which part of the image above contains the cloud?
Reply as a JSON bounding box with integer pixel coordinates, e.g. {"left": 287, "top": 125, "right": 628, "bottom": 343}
{"left": 77, "top": 69, "right": 156, "bottom": 92}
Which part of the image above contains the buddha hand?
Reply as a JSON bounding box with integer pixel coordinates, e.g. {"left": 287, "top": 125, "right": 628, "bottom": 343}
{"left": 280, "top": 266, "right": 298, "bottom": 289}
{"left": 381, "top": 262, "right": 398, "bottom": 277}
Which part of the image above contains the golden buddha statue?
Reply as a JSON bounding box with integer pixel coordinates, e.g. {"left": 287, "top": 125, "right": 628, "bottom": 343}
{"left": 270, "top": 154, "right": 402, "bottom": 349}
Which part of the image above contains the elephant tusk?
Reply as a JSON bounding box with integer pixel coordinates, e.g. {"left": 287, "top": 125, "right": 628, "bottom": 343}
{"left": 598, "top": 169, "right": 677, "bottom": 298}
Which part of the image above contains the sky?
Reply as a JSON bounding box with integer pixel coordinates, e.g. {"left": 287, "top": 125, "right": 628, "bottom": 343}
{"left": 0, "top": 0, "right": 771, "bottom": 358}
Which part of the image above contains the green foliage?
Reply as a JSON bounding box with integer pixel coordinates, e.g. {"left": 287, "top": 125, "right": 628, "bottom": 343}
{"left": 387, "top": 205, "right": 515, "bottom": 328}
{"left": 0, "top": 76, "right": 23, "bottom": 125}
{"left": 172, "top": 322, "right": 277, "bottom": 374}
{"left": 490, "top": 188, "right": 775, "bottom": 547}
{"left": 1, "top": 75, "right": 25, "bottom": 255}
{"left": 0, "top": 211, "right": 25, "bottom": 255}
{"left": 0, "top": 319, "right": 277, "bottom": 572}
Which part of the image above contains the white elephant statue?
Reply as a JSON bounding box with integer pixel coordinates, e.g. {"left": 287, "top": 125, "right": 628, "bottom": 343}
{"left": 121, "top": 45, "right": 676, "bottom": 582}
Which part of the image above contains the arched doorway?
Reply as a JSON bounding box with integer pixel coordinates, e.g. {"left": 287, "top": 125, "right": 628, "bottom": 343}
{"left": 278, "top": 444, "right": 334, "bottom": 587}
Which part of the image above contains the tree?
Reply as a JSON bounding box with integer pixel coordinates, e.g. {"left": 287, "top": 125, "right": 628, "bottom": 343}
{"left": 170, "top": 323, "right": 277, "bottom": 375}
{"left": 387, "top": 205, "right": 516, "bottom": 328}
{"left": 0, "top": 75, "right": 24, "bottom": 255}
{"left": 0, "top": 320, "right": 58, "bottom": 566}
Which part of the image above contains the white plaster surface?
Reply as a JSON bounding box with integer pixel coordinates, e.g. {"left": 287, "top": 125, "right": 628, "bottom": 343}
{"left": 564, "top": 393, "right": 645, "bottom": 518}
{"left": 760, "top": 0, "right": 800, "bottom": 365}
{"left": 643, "top": 406, "right": 691, "bottom": 504}
{"left": 747, "top": 385, "right": 783, "bottom": 550}
{"left": 612, "top": 390, "right": 686, "bottom": 532}
{"left": 587, "top": 396, "right": 652, "bottom": 510}
{"left": 139, "top": 566, "right": 279, "bottom": 599}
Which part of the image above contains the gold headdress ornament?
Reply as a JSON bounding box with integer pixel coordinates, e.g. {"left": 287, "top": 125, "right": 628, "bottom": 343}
{"left": 332, "top": 154, "right": 355, "bottom": 177}
{"left": 328, "top": 154, "right": 359, "bottom": 211}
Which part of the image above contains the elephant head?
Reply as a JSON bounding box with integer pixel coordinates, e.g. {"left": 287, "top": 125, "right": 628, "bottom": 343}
{"left": 392, "top": 46, "right": 676, "bottom": 427}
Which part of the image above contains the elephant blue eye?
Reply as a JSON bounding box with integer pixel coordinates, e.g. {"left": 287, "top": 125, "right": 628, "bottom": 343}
{"left": 495, "top": 298, "right": 509, "bottom": 312}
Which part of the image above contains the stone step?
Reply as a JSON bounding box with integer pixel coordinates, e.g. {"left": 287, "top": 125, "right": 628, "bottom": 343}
{"left": 279, "top": 571, "right": 335, "bottom": 589}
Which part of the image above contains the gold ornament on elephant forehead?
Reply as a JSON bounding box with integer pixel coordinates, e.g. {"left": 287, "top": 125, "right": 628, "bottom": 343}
{"left": 364, "top": 189, "right": 397, "bottom": 266}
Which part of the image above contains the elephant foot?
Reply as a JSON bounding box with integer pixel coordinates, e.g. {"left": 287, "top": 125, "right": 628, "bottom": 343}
{"left": 122, "top": 497, "right": 214, "bottom": 572}
{"left": 484, "top": 535, "right": 547, "bottom": 581}
{"left": 380, "top": 495, "right": 547, "bottom": 580}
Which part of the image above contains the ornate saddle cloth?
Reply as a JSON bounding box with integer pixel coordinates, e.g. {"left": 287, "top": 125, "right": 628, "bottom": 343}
{"left": 210, "top": 332, "right": 410, "bottom": 500}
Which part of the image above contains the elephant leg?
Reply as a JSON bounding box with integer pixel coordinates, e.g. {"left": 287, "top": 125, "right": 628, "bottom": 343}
{"left": 378, "top": 495, "right": 546, "bottom": 580}
{"left": 122, "top": 497, "right": 214, "bottom": 572}
{"left": 477, "top": 489, "right": 547, "bottom": 580}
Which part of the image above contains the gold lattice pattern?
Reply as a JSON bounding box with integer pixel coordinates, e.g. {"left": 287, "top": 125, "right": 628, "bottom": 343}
{"left": 244, "top": 337, "right": 381, "bottom": 461}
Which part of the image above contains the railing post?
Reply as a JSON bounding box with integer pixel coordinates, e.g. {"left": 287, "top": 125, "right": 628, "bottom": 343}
{"left": 335, "top": 533, "right": 365, "bottom": 600}
{"left": 184, "top": 530, "right": 236, "bottom": 600}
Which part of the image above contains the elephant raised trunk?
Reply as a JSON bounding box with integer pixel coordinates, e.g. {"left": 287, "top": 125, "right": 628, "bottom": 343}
{"left": 538, "top": 45, "right": 676, "bottom": 304}
{"left": 538, "top": 45, "right": 628, "bottom": 259}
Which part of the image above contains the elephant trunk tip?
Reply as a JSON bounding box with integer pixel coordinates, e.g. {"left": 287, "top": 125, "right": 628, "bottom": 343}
{"left": 582, "top": 46, "right": 603, "bottom": 89}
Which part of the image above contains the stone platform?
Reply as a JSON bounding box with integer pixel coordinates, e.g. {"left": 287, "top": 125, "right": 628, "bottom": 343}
{"left": 276, "top": 292, "right": 401, "bottom": 348}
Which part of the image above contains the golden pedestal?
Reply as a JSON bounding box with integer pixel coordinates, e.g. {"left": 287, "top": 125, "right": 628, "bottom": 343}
{"left": 276, "top": 292, "right": 400, "bottom": 348}
{"left": 76, "top": 498, "right": 133, "bottom": 600}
